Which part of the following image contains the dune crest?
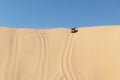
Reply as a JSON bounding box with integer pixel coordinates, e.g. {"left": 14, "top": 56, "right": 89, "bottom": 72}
{"left": 0, "top": 26, "right": 120, "bottom": 80}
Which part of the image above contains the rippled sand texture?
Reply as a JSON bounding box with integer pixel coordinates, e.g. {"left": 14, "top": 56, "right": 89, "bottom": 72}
{"left": 1, "top": 26, "right": 120, "bottom": 80}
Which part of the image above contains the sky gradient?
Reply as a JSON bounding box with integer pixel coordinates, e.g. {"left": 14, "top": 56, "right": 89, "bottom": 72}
{"left": 0, "top": 0, "right": 120, "bottom": 29}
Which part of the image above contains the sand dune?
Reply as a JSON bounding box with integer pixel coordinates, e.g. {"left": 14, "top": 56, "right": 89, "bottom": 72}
{"left": 0, "top": 26, "right": 120, "bottom": 80}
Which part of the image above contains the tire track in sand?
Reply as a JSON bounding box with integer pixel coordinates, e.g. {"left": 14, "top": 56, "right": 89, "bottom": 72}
{"left": 5, "top": 29, "right": 19, "bottom": 80}
{"left": 50, "top": 28, "right": 77, "bottom": 80}
{"left": 60, "top": 30, "right": 77, "bottom": 80}
{"left": 34, "top": 30, "right": 48, "bottom": 80}
{"left": 40, "top": 31, "right": 49, "bottom": 80}
{"left": 66, "top": 32, "right": 78, "bottom": 80}
{"left": 71, "top": 44, "right": 88, "bottom": 80}
{"left": 50, "top": 70, "right": 63, "bottom": 80}
{"left": 11, "top": 30, "right": 21, "bottom": 80}
{"left": 67, "top": 31, "right": 87, "bottom": 80}
{"left": 49, "top": 28, "right": 70, "bottom": 80}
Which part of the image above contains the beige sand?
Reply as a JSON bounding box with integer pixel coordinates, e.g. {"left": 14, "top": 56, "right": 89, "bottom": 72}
{"left": 0, "top": 26, "right": 120, "bottom": 80}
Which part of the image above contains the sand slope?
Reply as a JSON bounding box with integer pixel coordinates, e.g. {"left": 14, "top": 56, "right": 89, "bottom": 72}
{"left": 0, "top": 26, "right": 120, "bottom": 80}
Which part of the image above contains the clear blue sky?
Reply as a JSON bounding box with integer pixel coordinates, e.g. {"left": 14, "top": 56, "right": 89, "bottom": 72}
{"left": 0, "top": 0, "right": 120, "bottom": 29}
